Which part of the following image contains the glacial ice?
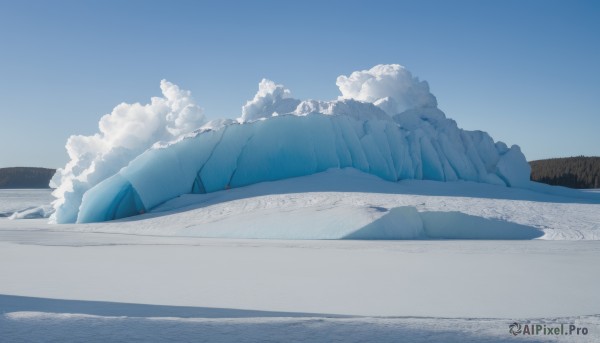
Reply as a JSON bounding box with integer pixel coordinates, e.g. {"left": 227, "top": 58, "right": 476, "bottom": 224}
{"left": 48, "top": 64, "right": 533, "bottom": 223}
{"left": 76, "top": 103, "right": 530, "bottom": 223}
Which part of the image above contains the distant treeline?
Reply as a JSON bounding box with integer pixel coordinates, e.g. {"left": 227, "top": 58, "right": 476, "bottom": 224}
{"left": 0, "top": 167, "right": 56, "bottom": 189}
{"left": 1, "top": 160, "right": 599, "bottom": 189}
{"left": 530, "top": 156, "right": 600, "bottom": 189}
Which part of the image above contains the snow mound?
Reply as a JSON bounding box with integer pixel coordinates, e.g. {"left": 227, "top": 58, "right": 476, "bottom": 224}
{"left": 50, "top": 169, "right": 598, "bottom": 240}
{"left": 345, "top": 207, "right": 543, "bottom": 240}
{"left": 2, "top": 169, "right": 599, "bottom": 240}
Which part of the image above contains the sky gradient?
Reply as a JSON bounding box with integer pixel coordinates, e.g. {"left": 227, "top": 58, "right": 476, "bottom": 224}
{"left": 1, "top": 0, "right": 598, "bottom": 168}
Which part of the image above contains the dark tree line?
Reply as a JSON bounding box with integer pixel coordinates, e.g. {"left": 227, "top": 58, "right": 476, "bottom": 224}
{"left": 0, "top": 167, "right": 56, "bottom": 189}
{"left": 530, "top": 156, "right": 600, "bottom": 189}
{"left": 1, "top": 160, "right": 599, "bottom": 190}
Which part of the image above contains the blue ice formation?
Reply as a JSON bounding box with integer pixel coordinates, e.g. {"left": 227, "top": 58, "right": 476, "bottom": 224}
{"left": 76, "top": 101, "right": 530, "bottom": 223}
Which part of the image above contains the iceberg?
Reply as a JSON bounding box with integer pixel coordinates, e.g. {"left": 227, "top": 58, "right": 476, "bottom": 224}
{"left": 76, "top": 103, "right": 529, "bottom": 223}
{"left": 50, "top": 64, "right": 532, "bottom": 223}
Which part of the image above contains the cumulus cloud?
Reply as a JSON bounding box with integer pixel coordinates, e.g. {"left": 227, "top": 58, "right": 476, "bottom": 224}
{"left": 50, "top": 80, "right": 206, "bottom": 223}
{"left": 240, "top": 64, "right": 438, "bottom": 123}
{"left": 240, "top": 79, "right": 300, "bottom": 122}
{"left": 336, "top": 64, "right": 438, "bottom": 116}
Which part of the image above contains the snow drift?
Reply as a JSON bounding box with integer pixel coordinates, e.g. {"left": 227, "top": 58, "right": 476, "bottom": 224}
{"left": 50, "top": 64, "right": 532, "bottom": 224}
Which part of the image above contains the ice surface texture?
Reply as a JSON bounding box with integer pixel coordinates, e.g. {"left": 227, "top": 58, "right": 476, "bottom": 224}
{"left": 76, "top": 107, "right": 529, "bottom": 223}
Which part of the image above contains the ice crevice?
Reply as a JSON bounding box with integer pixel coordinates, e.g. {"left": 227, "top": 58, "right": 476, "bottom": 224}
{"left": 228, "top": 132, "right": 256, "bottom": 189}
{"left": 190, "top": 126, "right": 230, "bottom": 194}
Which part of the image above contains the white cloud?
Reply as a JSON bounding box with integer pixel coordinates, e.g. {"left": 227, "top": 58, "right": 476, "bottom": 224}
{"left": 51, "top": 80, "right": 206, "bottom": 223}
{"left": 336, "top": 64, "right": 438, "bottom": 116}
{"left": 240, "top": 79, "right": 300, "bottom": 122}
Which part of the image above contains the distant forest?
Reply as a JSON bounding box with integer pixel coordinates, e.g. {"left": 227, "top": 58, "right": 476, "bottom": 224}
{"left": 1, "top": 159, "right": 599, "bottom": 189}
{"left": 530, "top": 156, "right": 600, "bottom": 189}
{"left": 0, "top": 167, "right": 55, "bottom": 189}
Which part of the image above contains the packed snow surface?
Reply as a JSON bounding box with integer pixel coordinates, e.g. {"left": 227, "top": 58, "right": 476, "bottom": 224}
{"left": 1, "top": 229, "right": 599, "bottom": 342}
{"left": 2, "top": 176, "right": 600, "bottom": 341}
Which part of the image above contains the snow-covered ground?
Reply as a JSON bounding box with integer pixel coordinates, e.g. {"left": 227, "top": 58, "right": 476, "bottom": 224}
{"left": 28, "top": 168, "right": 600, "bottom": 240}
{"left": 2, "top": 171, "right": 600, "bottom": 341}
{"left": 2, "top": 231, "right": 599, "bottom": 342}
{"left": 0, "top": 189, "right": 53, "bottom": 218}
{"left": 2, "top": 231, "right": 600, "bottom": 318}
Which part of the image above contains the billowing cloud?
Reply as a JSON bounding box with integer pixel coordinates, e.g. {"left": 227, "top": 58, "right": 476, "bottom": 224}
{"left": 336, "top": 64, "right": 438, "bottom": 116}
{"left": 240, "top": 79, "right": 300, "bottom": 122}
{"left": 50, "top": 80, "right": 206, "bottom": 223}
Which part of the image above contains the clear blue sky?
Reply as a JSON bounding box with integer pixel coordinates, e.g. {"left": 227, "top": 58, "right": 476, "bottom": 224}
{"left": 1, "top": 0, "right": 598, "bottom": 168}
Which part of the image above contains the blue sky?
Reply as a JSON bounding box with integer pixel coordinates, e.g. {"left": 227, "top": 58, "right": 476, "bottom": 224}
{"left": 1, "top": 0, "right": 598, "bottom": 168}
